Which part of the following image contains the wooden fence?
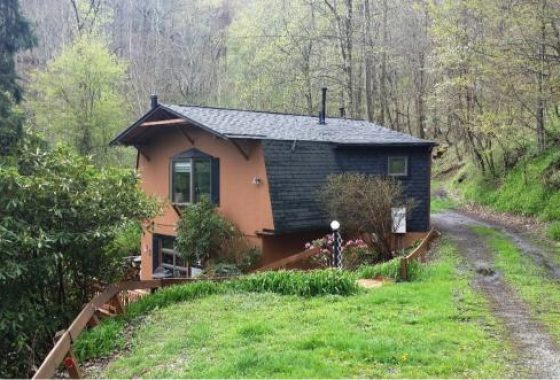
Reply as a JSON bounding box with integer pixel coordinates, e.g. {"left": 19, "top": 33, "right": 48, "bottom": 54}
{"left": 399, "top": 228, "right": 438, "bottom": 281}
{"left": 254, "top": 247, "right": 321, "bottom": 272}
{"left": 32, "top": 278, "right": 222, "bottom": 379}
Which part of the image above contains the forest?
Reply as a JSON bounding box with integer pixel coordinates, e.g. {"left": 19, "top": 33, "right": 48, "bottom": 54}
{"left": 15, "top": 0, "right": 560, "bottom": 170}
{"left": 2, "top": 0, "right": 560, "bottom": 378}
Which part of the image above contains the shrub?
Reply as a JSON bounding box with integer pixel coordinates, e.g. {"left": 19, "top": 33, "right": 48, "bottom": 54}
{"left": 319, "top": 174, "right": 415, "bottom": 260}
{"left": 306, "top": 235, "right": 378, "bottom": 269}
{"left": 175, "top": 197, "right": 261, "bottom": 271}
{"left": 0, "top": 142, "right": 159, "bottom": 377}
{"left": 175, "top": 197, "right": 235, "bottom": 266}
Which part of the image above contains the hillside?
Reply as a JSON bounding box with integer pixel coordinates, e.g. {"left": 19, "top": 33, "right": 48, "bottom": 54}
{"left": 437, "top": 149, "right": 560, "bottom": 240}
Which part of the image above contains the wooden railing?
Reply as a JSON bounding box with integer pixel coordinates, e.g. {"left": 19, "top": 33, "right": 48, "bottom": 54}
{"left": 32, "top": 278, "right": 218, "bottom": 379}
{"left": 254, "top": 247, "right": 321, "bottom": 272}
{"left": 399, "top": 228, "right": 438, "bottom": 281}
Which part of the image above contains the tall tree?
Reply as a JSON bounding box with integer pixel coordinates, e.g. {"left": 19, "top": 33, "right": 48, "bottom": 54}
{"left": 26, "top": 33, "right": 130, "bottom": 165}
{"left": 0, "top": 0, "right": 35, "bottom": 154}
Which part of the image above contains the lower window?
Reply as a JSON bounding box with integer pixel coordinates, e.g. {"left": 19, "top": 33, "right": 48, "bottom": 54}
{"left": 152, "top": 235, "right": 189, "bottom": 278}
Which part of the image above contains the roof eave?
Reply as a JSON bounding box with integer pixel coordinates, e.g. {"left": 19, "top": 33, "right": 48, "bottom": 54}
{"left": 335, "top": 141, "right": 437, "bottom": 148}
{"left": 110, "top": 104, "right": 230, "bottom": 147}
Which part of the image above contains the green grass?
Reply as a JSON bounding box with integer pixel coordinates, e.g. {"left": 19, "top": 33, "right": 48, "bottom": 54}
{"left": 453, "top": 150, "right": 560, "bottom": 221}
{"left": 75, "top": 270, "right": 361, "bottom": 361}
{"left": 431, "top": 196, "right": 456, "bottom": 213}
{"left": 95, "top": 242, "right": 511, "bottom": 378}
{"left": 472, "top": 226, "right": 560, "bottom": 345}
{"left": 356, "top": 257, "right": 421, "bottom": 281}
{"left": 547, "top": 221, "right": 560, "bottom": 241}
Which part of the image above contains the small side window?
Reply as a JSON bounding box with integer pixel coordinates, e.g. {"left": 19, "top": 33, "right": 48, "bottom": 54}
{"left": 388, "top": 156, "right": 408, "bottom": 177}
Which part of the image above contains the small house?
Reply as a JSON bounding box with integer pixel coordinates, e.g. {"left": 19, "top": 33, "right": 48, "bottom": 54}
{"left": 112, "top": 94, "right": 435, "bottom": 279}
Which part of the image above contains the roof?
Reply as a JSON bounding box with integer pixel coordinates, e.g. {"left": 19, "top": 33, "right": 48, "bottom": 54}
{"left": 112, "top": 104, "right": 434, "bottom": 146}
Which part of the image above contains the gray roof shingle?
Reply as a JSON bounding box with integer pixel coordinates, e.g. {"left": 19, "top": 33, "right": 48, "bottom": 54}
{"left": 163, "top": 104, "right": 433, "bottom": 146}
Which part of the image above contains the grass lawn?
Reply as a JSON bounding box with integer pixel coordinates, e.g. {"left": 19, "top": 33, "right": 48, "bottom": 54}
{"left": 101, "top": 242, "right": 511, "bottom": 378}
{"left": 473, "top": 226, "right": 560, "bottom": 345}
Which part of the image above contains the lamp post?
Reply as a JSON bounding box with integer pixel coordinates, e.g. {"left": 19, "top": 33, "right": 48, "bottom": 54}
{"left": 330, "top": 220, "right": 342, "bottom": 269}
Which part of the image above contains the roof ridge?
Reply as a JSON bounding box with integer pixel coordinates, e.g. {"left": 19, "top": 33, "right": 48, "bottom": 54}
{"left": 165, "top": 103, "right": 372, "bottom": 123}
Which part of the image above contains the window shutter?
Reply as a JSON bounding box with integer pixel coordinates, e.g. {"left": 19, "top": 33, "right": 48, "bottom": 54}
{"left": 211, "top": 157, "right": 220, "bottom": 206}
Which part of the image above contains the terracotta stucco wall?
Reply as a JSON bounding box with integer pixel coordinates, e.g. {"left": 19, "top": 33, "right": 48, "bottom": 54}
{"left": 138, "top": 127, "right": 274, "bottom": 279}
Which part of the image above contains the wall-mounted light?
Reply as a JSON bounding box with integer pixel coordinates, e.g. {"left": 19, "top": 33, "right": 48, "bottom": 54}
{"left": 252, "top": 176, "right": 261, "bottom": 185}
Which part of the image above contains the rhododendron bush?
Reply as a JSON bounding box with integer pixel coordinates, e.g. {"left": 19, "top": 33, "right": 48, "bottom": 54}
{"left": 305, "top": 234, "right": 378, "bottom": 270}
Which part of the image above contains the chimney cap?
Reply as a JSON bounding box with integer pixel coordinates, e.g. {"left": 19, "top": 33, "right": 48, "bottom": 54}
{"left": 150, "top": 94, "right": 158, "bottom": 109}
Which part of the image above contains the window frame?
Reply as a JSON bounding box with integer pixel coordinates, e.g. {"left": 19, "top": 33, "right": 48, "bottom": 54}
{"left": 170, "top": 157, "right": 213, "bottom": 205}
{"left": 387, "top": 156, "right": 408, "bottom": 177}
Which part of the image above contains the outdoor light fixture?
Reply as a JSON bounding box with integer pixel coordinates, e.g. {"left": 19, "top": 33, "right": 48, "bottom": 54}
{"left": 330, "top": 220, "right": 340, "bottom": 231}
{"left": 252, "top": 176, "right": 261, "bottom": 185}
{"left": 330, "top": 220, "right": 342, "bottom": 268}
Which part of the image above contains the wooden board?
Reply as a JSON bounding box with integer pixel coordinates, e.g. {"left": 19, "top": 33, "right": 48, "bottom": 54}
{"left": 140, "top": 118, "right": 187, "bottom": 127}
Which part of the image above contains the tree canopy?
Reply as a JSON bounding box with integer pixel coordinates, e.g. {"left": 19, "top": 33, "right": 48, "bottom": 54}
{"left": 27, "top": 33, "right": 130, "bottom": 165}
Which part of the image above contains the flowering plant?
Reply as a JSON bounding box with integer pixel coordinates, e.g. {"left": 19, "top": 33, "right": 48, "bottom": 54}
{"left": 305, "top": 235, "right": 377, "bottom": 269}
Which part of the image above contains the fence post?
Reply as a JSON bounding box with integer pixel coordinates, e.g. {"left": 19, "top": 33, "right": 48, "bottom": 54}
{"left": 399, "top": 257, "right": 408, "bottom": 281}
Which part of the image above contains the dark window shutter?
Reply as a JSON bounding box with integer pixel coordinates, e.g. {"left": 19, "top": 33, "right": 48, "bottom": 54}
{"left": 211, "top": 157, "right": 220, "bottom": 206}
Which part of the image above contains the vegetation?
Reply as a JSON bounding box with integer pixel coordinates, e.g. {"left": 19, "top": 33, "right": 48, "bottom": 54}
{"left": 431, "top": 196, "right": 456, "bottom": 214}
{"left": 26, "top": 33, "right": 131, "bottom": 166}
{"left": 473, "top": 226, "right": 560, "bottom": 344}
{"left": 77, "top": 241, "right": 511, "bottom": 378}
{"left": 0, "top": 140, "right": 159, "bottom": 378}
{"left": 74, "top": 269, "right": 361, "bottom": 361}
{"left": 454, "top": 150, "right": 560, "bottom": 225}
{"left": 0, "top": 0, "right": 35, "bottom": 155}
{"left": 320, "top": 174, "right": 414, "bottom": 260}
{"left": 175, "top": 196, "right": 260, "bottom": 271}
{"left": 356, "top": 258, "right": 421, "bottom": 282}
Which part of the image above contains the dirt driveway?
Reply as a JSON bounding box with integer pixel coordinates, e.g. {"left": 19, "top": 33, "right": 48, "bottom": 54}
{"left": 432, "top": 210, "right": 560, "bottom": 378}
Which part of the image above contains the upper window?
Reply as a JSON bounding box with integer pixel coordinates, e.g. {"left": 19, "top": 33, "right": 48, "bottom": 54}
{"left": 171, "top": 149, "right": 219, "bottom": 205}
{"left": 388, "top": 156, "right": 408, "bottom": 176}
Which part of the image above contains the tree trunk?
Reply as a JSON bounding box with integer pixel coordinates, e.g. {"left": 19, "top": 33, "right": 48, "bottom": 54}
{"left": 380, "top": 0, "right": 388, "bottom": 125}
{"left": 537, "top": 0, "right": 546, "bottom": 152}
{"left": 363, "top": 0, "right": 375, "bottom": 122}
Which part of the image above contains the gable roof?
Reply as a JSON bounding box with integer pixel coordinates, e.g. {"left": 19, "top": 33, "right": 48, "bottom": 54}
{"left": 112, "top": 104, "right": 434, "bottom": 146}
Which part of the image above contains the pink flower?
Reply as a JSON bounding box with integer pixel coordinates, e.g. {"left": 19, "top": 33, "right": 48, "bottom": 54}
{"left": 305, "top": 242, "right": 312, "bottom": 249}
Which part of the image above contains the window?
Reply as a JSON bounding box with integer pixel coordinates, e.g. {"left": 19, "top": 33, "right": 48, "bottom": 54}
{"left": 153, "top": 235, "right": 189, "bottom": 278}
{"left": 170, "top": 149, "right": 219, "bottom": 205}
{"left": 388, "top": 156, "right": 408, "bottom": 176}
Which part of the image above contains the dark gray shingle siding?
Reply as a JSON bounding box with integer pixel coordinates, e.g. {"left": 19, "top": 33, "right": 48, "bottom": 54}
{"left": 263, "top": 141, "right": 431, "bottom": 233}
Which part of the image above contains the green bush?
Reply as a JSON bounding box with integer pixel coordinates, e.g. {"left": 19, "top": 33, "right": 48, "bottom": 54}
{"left": 175, "top": 196, "right": 261, "bottom": 271}
{"left": 175, "top": 196, "right": 235, "bottom": 266}
{"left": 547, "top": 222, "right": 560, "bottom": 241}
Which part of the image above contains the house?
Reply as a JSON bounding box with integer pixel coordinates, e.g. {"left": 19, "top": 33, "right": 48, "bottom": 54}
{"left": 112, "top": 93, "right": 435, "bottom": 280}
